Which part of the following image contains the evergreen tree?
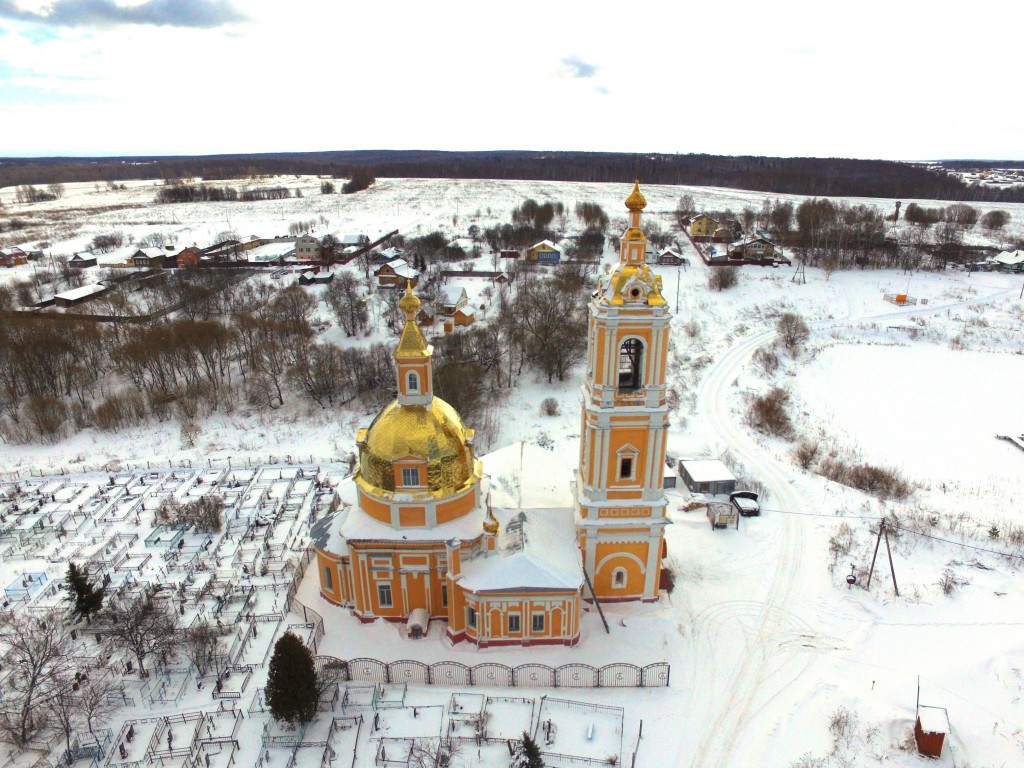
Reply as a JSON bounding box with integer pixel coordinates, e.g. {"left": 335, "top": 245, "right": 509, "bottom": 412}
{"left": 519, "top": 731, "right": 544, "bottom": 768}
{"left": 65, "top": 562, "right": 104, "bottom": 623}
{"left": 266, "top": 631, "right": 318, "bottom": 724}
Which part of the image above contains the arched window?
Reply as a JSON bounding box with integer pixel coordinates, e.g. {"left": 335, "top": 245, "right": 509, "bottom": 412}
{"left": 618, "top": 339, "right": 643, "bottom": 390}
{"left": 407, "top": 372, "right": 419, "bottom": 393}
{"left": 612, "top": 568, "right": 627, "bottom": 589}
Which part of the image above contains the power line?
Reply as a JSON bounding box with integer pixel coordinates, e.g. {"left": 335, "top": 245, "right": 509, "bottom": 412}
{"left": 891, "top": 524, "right": 1024, "bottom": 561}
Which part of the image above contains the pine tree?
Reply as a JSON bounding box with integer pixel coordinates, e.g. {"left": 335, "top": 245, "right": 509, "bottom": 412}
{"left": 266, "top": 631, "right": 318, "bottom": 724}
{"left": 65, "top": 562, "right": 104, "bottom": 623}
{"left": 520, "top": 731, "right": 544, "bottom": 768}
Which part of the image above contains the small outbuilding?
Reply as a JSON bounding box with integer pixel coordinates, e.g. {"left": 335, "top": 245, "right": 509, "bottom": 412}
{"left": 406, "top": 608, "right": 429, "bottom": 639}
{"left": 914, "top": 705, "right": 949, "bottom": 758}
{"left": 69, "top": 252, "right": 98, "bottom": 268}
{"left": 679, "top": 459, "right": 737, "bottom": 496}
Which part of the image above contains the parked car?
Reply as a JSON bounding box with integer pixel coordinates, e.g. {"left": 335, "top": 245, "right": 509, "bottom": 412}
{"left": 730, "top": 491, "right": 760, "bottom": 517}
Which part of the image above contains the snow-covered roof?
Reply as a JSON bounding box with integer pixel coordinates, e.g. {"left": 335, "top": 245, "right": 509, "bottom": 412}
{"left": 54, "top": 283, "right": 106, "bottom": 302}
{"left": 681, "top": 459, "right": 736, "bottom": 483}
{"left": 530, "top": 239, "right": 559, "bottom": 251}
{"left": 407, "top": 608, "right": 429, "bottom": 630}
{"left": 994, "top": 250, "right": 1024, "bottom": 266}
{"left": 71, "top": 252, "right": 95, "bottom": 260}
{"left": 246, "top": 242, "right": 294, "bottom": 262}
{"left": 136, "top": 247, "right": 165, "bottom": 259}
{"left": 457, "top": 307, "right": 475, "bottom": 319}
{"left": 439, "top": 285, "right": 466, "bottom": 305}
{"left": 459, "top": 506, "right": 583, "bottom": 593}
{"left": 917, "top": 705, "right": 949, "bottom": 734}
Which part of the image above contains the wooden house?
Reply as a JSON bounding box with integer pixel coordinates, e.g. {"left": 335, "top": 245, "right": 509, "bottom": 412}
{"left": 0, "top": 247, "right": 29, "bottom": 267}
{"left": 376, "top": 258, "right": 419, "bottom": 287}
{"left": 437, "top": 285, "right": 468, "bottom": 314}
{"left": 727, "top": 236, "right": 777, "bottom": 262}
{"left": 130, "top": 248, "right": 166, "bottom": 269}
{"left": 525, "top": 240, "right": 561, "bottom": 264}
{"left": 657, "top": 248, "right": 687, "bottom": 266}
{"left": 499, "top": 248, "right": 519, "bottom": 259}
{"left": 69, "top": 252, "right": 98, "bottom": 268}
{"left": 688, "top": 214, "right": 719, "bottom": 241}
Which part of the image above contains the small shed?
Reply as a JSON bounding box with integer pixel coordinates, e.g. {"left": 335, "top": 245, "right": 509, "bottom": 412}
{"left": 679, "top": 459, "right": 737, "bottom": 496}
{"left": 915, "top": 705, "right": 949, "bottom": 758}
{"left": 406, "top": 608, "right": 429, "bottom": 639}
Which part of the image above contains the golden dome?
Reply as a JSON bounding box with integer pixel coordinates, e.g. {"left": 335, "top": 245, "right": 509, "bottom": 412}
{"left": 359, "top": 397, "right": 474, "bottom": 494}
{"left": 398, "top": 281, "right": 420, "bottom": 315}
{"left": 625, "top": 180, "right": 647, "bottom": 212}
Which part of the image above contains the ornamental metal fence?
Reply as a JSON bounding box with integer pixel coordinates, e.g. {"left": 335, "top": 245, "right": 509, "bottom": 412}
{"left": 315, "top": 657, "right": 670, "bottom": 689}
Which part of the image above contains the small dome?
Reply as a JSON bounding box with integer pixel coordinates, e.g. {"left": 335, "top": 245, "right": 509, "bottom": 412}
{"left": 483, "top": 510, "right": 499, "bottom": 535}
{"left": 398, "top": 282, "right": 421, "bottom": 315}
{"left": 359, "top": 398, "right": 473, "bottom": 493}
{"left": 625, "top": 181, "right": 647, "bottom": 212}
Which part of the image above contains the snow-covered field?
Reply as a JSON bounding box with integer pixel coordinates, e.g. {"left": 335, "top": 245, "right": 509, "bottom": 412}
{"left": 1, "top": 177, "right": 1023, "bottom": 768}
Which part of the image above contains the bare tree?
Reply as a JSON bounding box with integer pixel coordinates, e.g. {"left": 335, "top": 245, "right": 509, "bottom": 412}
{"left": 99, "top": 590, "right": 179, "bottom": 677}
{"left": 182, "top": 620, "right": 228, "bottom": 676}
{"left": 0, "top": 608, "right": 76, "bottom": 746}
{"left": 47, "top": 182, "right": 66, "bottom": 199}
{"left": 776, "top": 312, "right": 810, "bottom": 354}
{"left": 408, "top": 737, "right": 464, "bottom": 768}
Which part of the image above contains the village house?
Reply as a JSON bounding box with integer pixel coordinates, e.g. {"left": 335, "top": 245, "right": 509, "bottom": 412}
{"left": 657, "top": 248, "right": 687, "bottom": 266}
{"left": 0, "top": 247, "right": 29, "bottom": 267}
{"left": 341, "top": 233, "right": 370, "bottom": 247}
{"left": 437, "top": 285, "right": 468, "bottom": 314}
{"left": 727, "top": 235, "right": 778, "bottom": 262}
{"left": 298, "top": 268, "right": 334, "bottom": 286}
{"left": 992, "top": 249, "right": 1024, "bottom": 273}
{"left": 525, "top": 239, "right": 561, "bottom": 264}
{"left": 69, "top": 252, "right": 98, "bottom": 268}
{"left": 688, "top": 214, "right": 719, "bottom": 241}
{"left": 130, "top": 247, "right": 167, "bottom": 269}
{"left": 175, "top": 246, "right": 203, "bottom": 268}
{"left": 294, "top": 234, "right": 320, "bottom": 261}
{"left": 376, "top": 258, "right": 420, "bottom": 287}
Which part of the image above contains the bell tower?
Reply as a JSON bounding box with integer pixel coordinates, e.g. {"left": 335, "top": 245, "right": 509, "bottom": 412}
{"left": 576, "top": 181, "right": 670, "bottom": 602}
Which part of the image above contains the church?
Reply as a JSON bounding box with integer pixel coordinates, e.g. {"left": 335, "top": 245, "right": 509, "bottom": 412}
{"left": 313, "top": 182, "right": 671, "bottom": 647}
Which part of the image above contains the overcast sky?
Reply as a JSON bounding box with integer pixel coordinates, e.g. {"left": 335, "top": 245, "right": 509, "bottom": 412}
{"left": 0, "top": 0, "right": 1020, "bottom": 160}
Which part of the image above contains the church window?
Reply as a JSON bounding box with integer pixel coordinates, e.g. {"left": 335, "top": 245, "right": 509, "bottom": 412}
{"left": 618, "top": 339, "right": 643, "bottom": 390}
{"left": 612, "top": 568, "right": 627, "bottom": 589}
{"left": 407, "top": 372, "right": 419, "bottom": 393}
{"left": 466, "top": 606, "right": 477, "bottom": 629}
{"left": 508, "top": 613, "right": 521, "bottom": 633}
{"left": 620, "top": 457, "right": 634, "bottom": 480}
{"left": 401, "top": 467, "right": 420, "bottom": 487}
{"left": 323, "top": 566, "right": 333, "bottom": 591}
{"left": 378, "top": 584, "right": 393, "bottom": 608}
{"left": 441, "top": 583, "right": 448, "bottom": 608}
{"left": 532, "top": 613, "right": 545, "bottom": 632}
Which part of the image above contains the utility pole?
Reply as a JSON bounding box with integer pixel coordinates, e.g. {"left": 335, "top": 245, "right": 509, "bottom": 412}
{"left": 866, "top": 518, "right": 899, "bottom": 597}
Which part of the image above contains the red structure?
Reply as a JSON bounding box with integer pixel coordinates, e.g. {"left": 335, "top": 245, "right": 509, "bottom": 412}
{"left": 914, "top": 705, "right": 949, "bottom": 758}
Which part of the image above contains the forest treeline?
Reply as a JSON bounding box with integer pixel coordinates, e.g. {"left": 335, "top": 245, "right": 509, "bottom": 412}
{"left": 3, "top": 150, "right": 1024, "bottom": 203}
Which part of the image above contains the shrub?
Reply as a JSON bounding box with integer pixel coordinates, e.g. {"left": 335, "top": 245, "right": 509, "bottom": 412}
{"left": 683, "top": 319, "right": 700, "bottom": 338}
{"left": 938, "top": 568, "right": 959, "bottom": 595}
{"left": 980, "top": 209, "right": 1010, "bottom": 231}
{"left": 747, "top": 387, "right": 793, "bottom": 438}
{"left": 708, "top": 267, "right": 738, "bottom": 291}
{"left": 819, "top": 457, "right": 912, "bottom": 501}
{"left": 776, "top": 312, "right": 810, "bottom": 354}
{"left": 540, "top": 397, "right": 560, "bottom": 417}
{"left": 794, "top": 440, "right": 820, "bottom": 469}
{"left": 342, "top": 168, "right": 375, "bottom": 194}
{"left": 752, "top": 347, "right": 779, "bottom": 375}
{"left": 91, "top": 232, "right": 124, "bottom": 252}
{"left": 25, "top": 394, "right": 67, "bottom": 442}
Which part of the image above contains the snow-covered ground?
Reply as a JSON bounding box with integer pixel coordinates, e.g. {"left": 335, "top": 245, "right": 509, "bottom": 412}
{"left": 1, "top": 178, "right": 1023, "bottom": 767}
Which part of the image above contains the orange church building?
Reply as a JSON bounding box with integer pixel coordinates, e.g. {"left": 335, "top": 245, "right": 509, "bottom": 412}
{"left": 314, "top": 182, "right": 671, "bottom": 646}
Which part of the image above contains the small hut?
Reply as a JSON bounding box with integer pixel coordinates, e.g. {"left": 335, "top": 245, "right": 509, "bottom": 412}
{"left": 915, "top": 704, "right": 949, "bottom": 758}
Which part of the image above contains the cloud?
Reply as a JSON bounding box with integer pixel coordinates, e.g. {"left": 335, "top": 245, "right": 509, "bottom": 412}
{"left": 0, "top": 0, "right": 247, "bottom": 28}
{"left": 561, "top": 54, "right": 597, "bottom": 79}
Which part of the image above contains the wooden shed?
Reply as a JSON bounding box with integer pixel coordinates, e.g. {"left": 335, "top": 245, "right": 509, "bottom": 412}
{"left": 914, "top": 705, "right": 949, "bottom": 758}
{"left": 679, "top": 459, "right": 737, "bottom": 496}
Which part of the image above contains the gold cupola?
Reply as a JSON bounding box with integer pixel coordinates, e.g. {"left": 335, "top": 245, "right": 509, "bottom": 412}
{"left": 598, "top": 180, "right": 666, "bottom": 307}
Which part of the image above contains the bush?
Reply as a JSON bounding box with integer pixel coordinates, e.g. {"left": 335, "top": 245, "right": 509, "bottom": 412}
{"left": 540, "top": 397, "right": 560, "bottom": 416}
{"left": 91, "top": 232, "right": 124, "bottom": 252}
{"left": 752, "top": 347, "right": 779, "bottom": 375}
{"left": 342, "top": 168, "right": 375, "bottom": 194}
{"left": 320, "top": 181, "right": 335, "bottom": 194}
{"left": 776, "top": 312, "right": 810, "bottom": 354}
{"left": 708, "top": 267, "right": 738, "bottom": 291}
{"left": 819, "top": 456, "right": 912, "bottom": 500}
{"left": 747, "top": 387, "right": 793, "bottom": 438}
{"left": 25, "top": 394, "right": 67, "bottom": 442}
{"left": 793, "top": 440, "right": 820, "bottom": 469}
{"left": 980, "top": 209, "right": 1010, "bottom": 231}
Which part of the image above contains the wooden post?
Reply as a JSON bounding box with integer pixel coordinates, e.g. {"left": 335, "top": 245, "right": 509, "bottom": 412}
{"left": 866, "top": 519, "right": 884, "bottom": 590}
{"left": 883, "top": 521, "right": 899, "bottom": 597}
